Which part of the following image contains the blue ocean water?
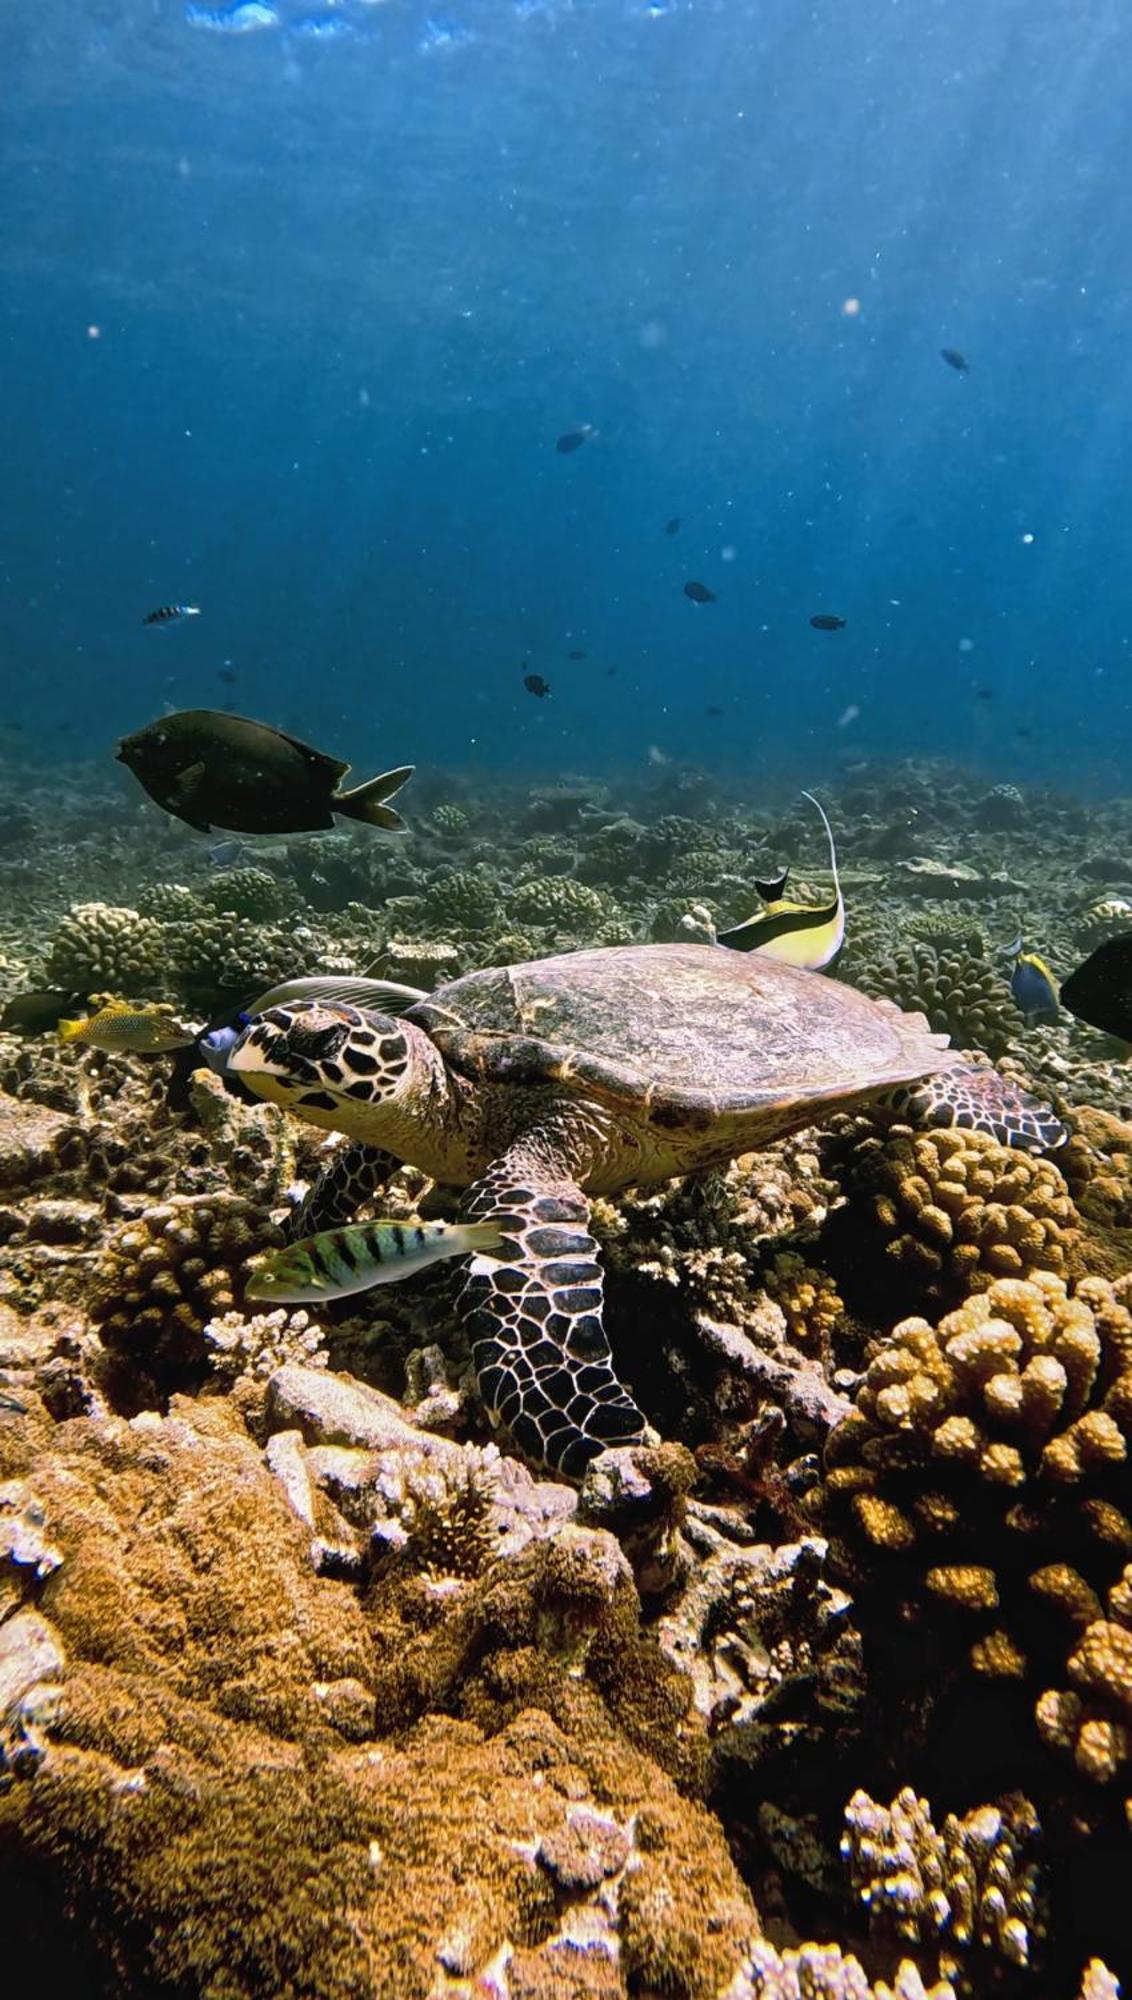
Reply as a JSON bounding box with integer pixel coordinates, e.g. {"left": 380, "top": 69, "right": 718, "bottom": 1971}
{"left": 3, "top": 0, "right": 1131, "bottom": 793}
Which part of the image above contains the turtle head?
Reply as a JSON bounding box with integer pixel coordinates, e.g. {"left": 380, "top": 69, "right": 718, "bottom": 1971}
{"left": 227, "top": 1001, "right": 416, "bottom": 1130}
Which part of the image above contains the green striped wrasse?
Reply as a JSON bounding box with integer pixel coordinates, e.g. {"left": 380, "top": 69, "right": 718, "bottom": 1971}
{"left": 245, "top": 1217, "right": 504, "bottom": 1304}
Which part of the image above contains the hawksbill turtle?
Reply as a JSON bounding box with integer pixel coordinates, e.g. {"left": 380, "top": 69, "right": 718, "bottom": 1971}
{"left": 225, "top": 943, "right": 1064, "bottom": 1477}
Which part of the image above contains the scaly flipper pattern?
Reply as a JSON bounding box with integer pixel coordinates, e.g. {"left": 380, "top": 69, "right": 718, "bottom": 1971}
{"left": 458, "top": 1138, "right": 649, "bottom": 1478}
{"left": 880, "top": 1060, "right": 1066, "bottom": 1154}
{"left": 289, "top": 1142, "right": 400, "bottom": 1239}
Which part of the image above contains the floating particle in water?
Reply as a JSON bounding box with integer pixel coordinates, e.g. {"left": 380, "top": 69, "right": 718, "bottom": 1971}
{"left": 958, "top": 636, "right": 975, "bottom": 653}
{"left": 842, "top": 297, "right": 861, "bottom": 317}
{"left": 1021, "top": 532, "right": 1035, "bottom": 544}
{"left": 647, "top": 744, "right": 670, "bottom": 766}
{"left": 837, "top": 704, "right": 860, "bottom": 729}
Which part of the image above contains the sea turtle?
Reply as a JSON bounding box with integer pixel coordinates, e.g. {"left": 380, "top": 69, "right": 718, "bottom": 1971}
{"left": 225, "top": 943, "right": 1064, "bottom": 1477}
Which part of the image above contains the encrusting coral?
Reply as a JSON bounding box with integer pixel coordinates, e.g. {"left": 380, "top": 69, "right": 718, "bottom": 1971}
{"left": 0, "top": 1396, "right": 762, "bottom": 2000}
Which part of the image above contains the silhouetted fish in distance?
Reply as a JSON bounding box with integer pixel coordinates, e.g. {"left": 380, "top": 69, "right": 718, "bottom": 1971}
{"left": 684, "top": 580, "right": 716, "bottom": 604}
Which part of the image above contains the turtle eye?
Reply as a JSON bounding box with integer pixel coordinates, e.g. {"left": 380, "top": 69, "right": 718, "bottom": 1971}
{"left": 288, "top": 1019, "right": 349, "bottom": 1063}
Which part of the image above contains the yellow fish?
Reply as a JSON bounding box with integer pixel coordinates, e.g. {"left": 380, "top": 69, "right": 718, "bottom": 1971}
{"left": 718, "top": 792, "right": 845, "bottom": 970}
{"left": 58, "top": 1001, "right": 197, "bottom": 1054}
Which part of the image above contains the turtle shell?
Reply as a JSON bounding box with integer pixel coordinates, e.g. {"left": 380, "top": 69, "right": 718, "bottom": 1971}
{"left": 408, "top": 942, "right": 957, "bottom": 1122}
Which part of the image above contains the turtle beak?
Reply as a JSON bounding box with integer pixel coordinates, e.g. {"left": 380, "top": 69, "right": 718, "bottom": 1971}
{"left": 227, "top": 1012, "right": 290, "bottom": 1080}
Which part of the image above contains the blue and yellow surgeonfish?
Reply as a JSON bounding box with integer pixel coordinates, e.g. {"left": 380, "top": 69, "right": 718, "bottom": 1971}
{"left": 718, "top": 792, "right": 844, "bottom": 970}
{"left": 1003, "top": 932, "right": 1060, "bottom": 1025}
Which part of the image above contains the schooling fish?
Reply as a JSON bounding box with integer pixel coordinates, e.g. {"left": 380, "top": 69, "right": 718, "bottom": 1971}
{"left": 59, "top": 1001, "right": 198, "bottom": 1054}
{"left": 1002, "top": 934, "right": 1060, "bottom": 1025}
{"left": 524, "top": 673, "right": 551, "bottom": 699}
{"left": 1061, "top": 935, "right": 1132, "bottom": 1042}
{"left": 245, "top": 1217, "right": 505, "bottom": 1303}
{"left": 810, "top": 614, "right": 846, "bottom": 631}
{"left": 116, "top": 709, "right": 413, "bottom": 836}
{"left": 941, "top": 348, "right": 970, "bottom": 372}
{"left": 143, "top": 604, "right": 201, "bottom": 627}
{"left": 718, "top": 793, "right": 845, "bottom": 970}
{"left": 684, "top": 580, "right": 716, "bottom": 604}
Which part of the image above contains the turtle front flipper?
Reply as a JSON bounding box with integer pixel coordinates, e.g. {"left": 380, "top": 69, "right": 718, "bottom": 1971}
{"left": 882, "top": 1062, "right": 1066, "bottom": 1153}
{"left": 290, "top": 1142, "right": 401, "bottom": 1238}
{"left": 458, "top": 1143, "right": 650, "bottom": 1478}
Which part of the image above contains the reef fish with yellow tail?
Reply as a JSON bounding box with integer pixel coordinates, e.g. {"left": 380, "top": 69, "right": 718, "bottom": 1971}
{"left": 246, "top": 1217, "right": 505, "bottom": 1304}
{"left": 717, "top": 792, "right": 845, "bottom": 969}
{"left": 116, "top": 709, "right": 414, "bottom": 835}
{"left": 1003, "top": 934, "right": 1060, "bottom": 1025}
{"left": 58, "top": 1001, "right": 198, "bottom": 1054}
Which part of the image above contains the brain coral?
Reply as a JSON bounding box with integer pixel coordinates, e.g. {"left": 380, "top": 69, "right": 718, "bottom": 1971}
{"left": 829, "top": 1125, "right": 1080, "bottom": 1312}
{"left": 806, "top": 1273, "right": 1132, "bottom": 1802}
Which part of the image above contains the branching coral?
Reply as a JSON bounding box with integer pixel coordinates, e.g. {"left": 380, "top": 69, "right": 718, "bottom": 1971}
{"left": 45, "top": 902, "right": 168, "bottom": 995}
{"left": 422, "top": 867, "right": 502, "bottom": 931}
{"left": 200, "top": 866, "right": 295, "bottom": 922}
{"left": 842, "top": 1785, "right": 1044, "bottom": 1976}
{"left": 508, "top": 873, "right": 611, "bottom": 932}
{"left": 806, "top": 1273, "right": 1132, "bottom": 1804}
{"left": 852, "top": 939, "right": 1016, "bottom": 1058}
{"left": 829, "top": 1125, "right": 1080, "bottom": 1311}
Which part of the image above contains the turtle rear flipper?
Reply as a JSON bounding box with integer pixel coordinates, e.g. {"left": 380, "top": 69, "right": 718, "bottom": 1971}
{"left": 459, "top": 1139, "right": 650, "bottom": 1477}
{"left": 881, "top": 1062, "right": 1066, "bottom": 1153}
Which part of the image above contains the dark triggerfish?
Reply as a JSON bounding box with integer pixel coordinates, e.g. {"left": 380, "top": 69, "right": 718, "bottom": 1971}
{"left": 116, "top": 709, "right": 413, "bottom": 835}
